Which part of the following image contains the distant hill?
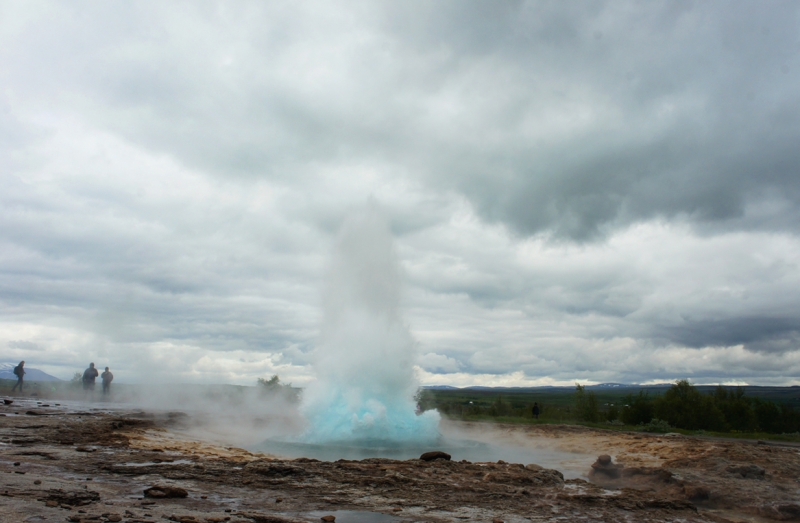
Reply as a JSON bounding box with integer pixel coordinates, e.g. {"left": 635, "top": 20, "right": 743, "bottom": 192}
{"left": 422, "top": 383, "right": 672, "bottom": 392}
{"left": 0, "top": 363, "right": 61, "bottom": 382}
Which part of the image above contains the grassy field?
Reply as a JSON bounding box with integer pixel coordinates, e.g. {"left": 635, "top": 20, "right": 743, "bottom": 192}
{"left": 422, "top": 385, "right": 800, "bottom": 408}
{"left": 417, "top": 385, "right": 800, "bottom": 443}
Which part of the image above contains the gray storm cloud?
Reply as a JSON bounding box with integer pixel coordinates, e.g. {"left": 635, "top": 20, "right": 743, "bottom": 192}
{"left": 1, "top": 1, "right": 799, "bottom": 385}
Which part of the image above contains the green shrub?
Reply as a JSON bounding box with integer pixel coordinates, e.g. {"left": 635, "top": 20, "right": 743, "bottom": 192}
{"left": 621, "top": 391, "right": 654, "bottom": 425}
{"left": 714, "top": 386, "right": 758, "bottom": 432}
{"left": 642, "top": 418, "right": 672, "bottom": 433}
{"left": 490, "top": 395, "right": 512, "bottom": 417}
{"left": 654, "top": 380, "right": 725, "bottom": 431}
{"left": 606, "top": 403, "right": 619, "bottom": 422}
{"left": 256, "top": 375, "right": 300, "bottom": 402}
{"left": 574, "top": 384, "right": 600, "bottom": 423}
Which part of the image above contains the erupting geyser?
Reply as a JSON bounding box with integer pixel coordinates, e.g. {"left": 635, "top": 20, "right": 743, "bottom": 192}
{"left": 300, "top": 203, "right": 440, "bottom": 444}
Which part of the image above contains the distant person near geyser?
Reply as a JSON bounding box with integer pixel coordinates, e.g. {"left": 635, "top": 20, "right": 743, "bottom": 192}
{"left": 299, "top": 201, "right": 440, "bottom": 445}
{"left": 82, "top": 363, "right": 99, "bottom": 393}
{"left": 11, "top": 361, "right": 25, "bottom": 393}
{"left": 101, "top": 367, "right": 114, "bottom": 395}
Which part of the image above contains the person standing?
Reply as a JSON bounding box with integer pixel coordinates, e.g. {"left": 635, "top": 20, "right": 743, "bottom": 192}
{"left": 11, "top": 361, "right": 25, "bottom": 393}
{"left": 532, "top": 402, "right": 540, "bottom": 420}
{"left": 82, "top": 363, "right": 99, "bottom": 393}
{"left": 101, "top": 367, "right": 114, "bottom": 395}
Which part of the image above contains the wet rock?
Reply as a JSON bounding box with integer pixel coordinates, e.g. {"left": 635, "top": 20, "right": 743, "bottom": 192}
{"left": 726, "top": 464, "right": 765, "bottom": 479}
{"left": 588, "top": 456, "right": 675, "bottom": 492}
{"left": 143, "top": 485, "right": 188, "bottom": 498}
{"left": 539, "top": 469, "right": 565, "bottom": 485}
{"left": 15, "top": 450, "right": 58, "bottom": 460}
{"left": 244, "top": 461, "right": 307, "bottom": 477}
{"left": 106, "top": 515, "right": 122, "bottom": 522}
{"left": 66, "top": 516, "right": 102, "bottom": 522}
{"left": 589, "top": 455, "right": 623, "bottom": 480}
{"left": 3, "top": 399, "right": 12, "bottom": 405}
{"left": 621, "top": 467, "right": 673, "bottom": 483}
{"left": 642, "top": 498, "right": 697, "bottom": 511}
{"left": 419, "top": 451, "right": 451, "bottom": 461}
{"left": 757, "top": 503, "right": 800, "bottom": 520}
{"left": 235, "top": 512, "right": 297, "bottom": 523}
{"left": 11, "top": 437, "right": 44, "bottom": 445}
{"left": 683, "top": 485, "right": 710, "bottom": 501}
{"left": 43, "top": 488, "right": 100, "bottom": 506}
{"left": 320, "top": 516, "right": 335, "bottom": 522}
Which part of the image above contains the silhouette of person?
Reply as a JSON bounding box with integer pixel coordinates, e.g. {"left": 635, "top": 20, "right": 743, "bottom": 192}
{"left": 101, "top": 367, "right": 114, "bottom": 395}
{"left": 82, "top": 363, "right": 99, "bottom": 392}
{"left": 11, "top": 361, "right": 25, "bottom": 393}
{"left": 532, "top": 402, "right": 540, "bottom": 420}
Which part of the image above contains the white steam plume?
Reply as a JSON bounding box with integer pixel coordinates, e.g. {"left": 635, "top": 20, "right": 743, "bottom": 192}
{"left": 300, "top": 201, "right": 440, "bottom": 443}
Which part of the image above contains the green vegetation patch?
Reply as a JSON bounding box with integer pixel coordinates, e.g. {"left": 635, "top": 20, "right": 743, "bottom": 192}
{"left": 418, "top": 381, "right": 800, "bottom": 441}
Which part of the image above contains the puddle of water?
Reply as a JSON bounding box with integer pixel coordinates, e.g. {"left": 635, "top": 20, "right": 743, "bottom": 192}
{"left": 300, "top": 510, "right": 401, "bottom": 523}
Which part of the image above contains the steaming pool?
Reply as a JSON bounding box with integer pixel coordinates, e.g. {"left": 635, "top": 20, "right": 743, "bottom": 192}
{"left": 16, "top": 399, "right": 595, "bottom": 479}
{"left": 252, "top": 436, "right": 593, "bottom": 480}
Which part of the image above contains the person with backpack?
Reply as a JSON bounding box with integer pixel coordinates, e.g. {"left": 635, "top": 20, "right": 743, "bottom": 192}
{"left": 11, "top": 361, "right": 25, "bottom": 393}
{"left": 101, "top": 367, "right": 114, "bottom": 395}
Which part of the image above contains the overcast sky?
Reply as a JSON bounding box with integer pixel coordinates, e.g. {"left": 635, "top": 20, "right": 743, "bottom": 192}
{"left": 2, "top": 1, "right": 800, "bottom": 387}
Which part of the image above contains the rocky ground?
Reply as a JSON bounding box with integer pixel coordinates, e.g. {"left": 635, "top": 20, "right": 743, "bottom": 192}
{"left": 1, "top": 398, "right": 799, "bottom": 523}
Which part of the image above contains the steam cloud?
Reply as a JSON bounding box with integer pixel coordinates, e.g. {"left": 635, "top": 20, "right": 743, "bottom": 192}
{"left": 300, "top": 202, "right": 440, "bottom": 443}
